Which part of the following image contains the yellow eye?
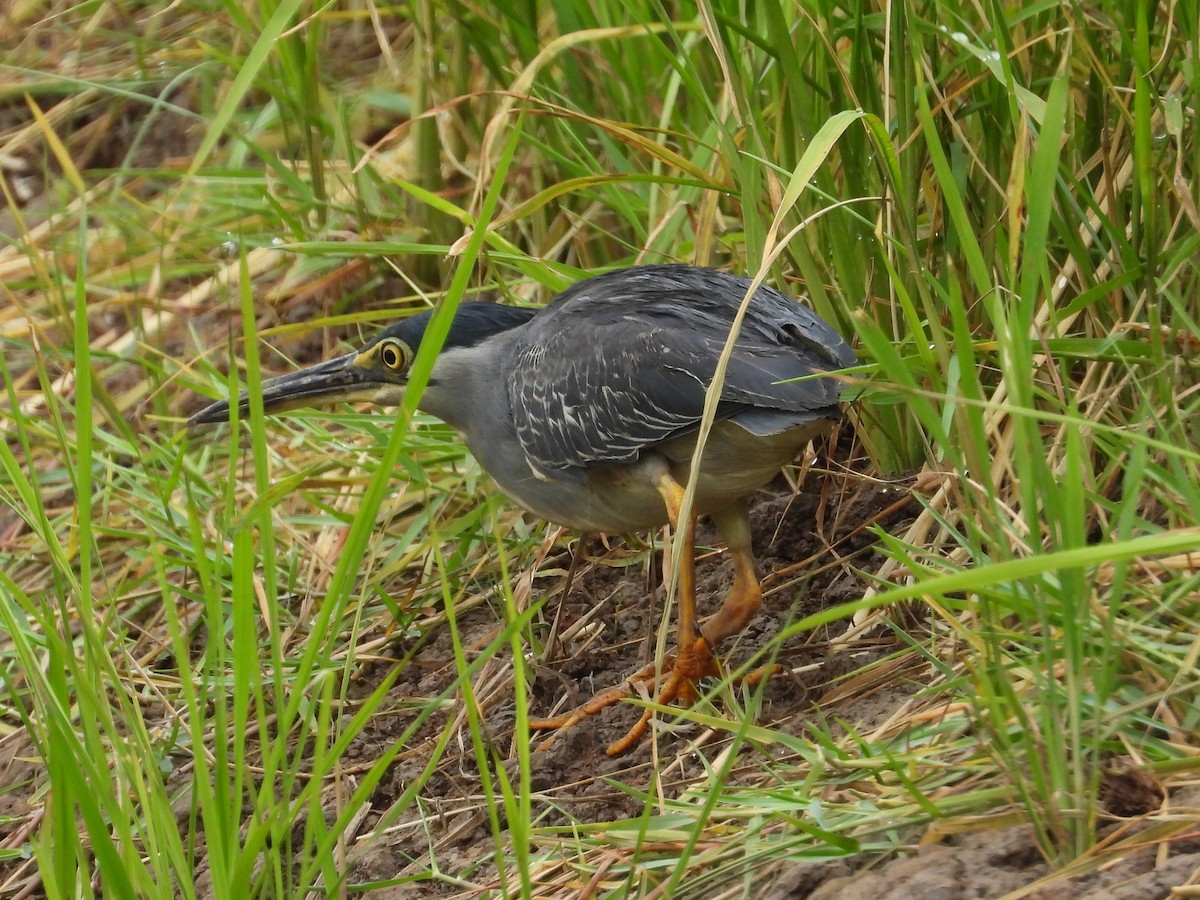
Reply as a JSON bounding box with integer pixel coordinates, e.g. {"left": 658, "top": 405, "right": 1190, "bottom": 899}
{"left": 379, "top": 339, "right": 408, "bottom": 371}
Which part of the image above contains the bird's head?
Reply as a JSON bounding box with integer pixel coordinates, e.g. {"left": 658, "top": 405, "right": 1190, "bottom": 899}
{"left": 187, "top": 302, "right": 536, "bottom": 428}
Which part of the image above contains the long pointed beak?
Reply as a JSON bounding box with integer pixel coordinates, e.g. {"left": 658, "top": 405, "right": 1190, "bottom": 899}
{"left": 186, "top": 352, "right": 395, "bottom": 428}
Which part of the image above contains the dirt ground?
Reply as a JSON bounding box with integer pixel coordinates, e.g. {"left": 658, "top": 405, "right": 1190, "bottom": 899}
{"left": 325, "top": 468, "right": 1198, "bottom": 898}
{"left": 338, "top": 463, "right": 913, "bottom": 892}
{"left": 757, "top": 789, "right": 1200, "bottom": 900}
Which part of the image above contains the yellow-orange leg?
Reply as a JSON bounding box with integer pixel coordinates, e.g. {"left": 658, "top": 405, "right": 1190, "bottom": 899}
{"left": 705, "top": 502, "right": 783, "bottom": 685}
{"left": 601, "top": 470, "right": 712, "bottom": 755}
{"left": 530, "top": 466, "right": 778, "bottom": 754}
{"left": 531, "top": 462, "right": 701, "bottom": 748}
{"left": 700, "top": 502, "right": 766, "bottom": 649}
{"left": 603, "top": 500, "right": 779, "bottom": 753}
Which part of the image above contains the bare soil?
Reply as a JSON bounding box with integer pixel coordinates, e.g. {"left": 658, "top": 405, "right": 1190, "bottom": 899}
{"left": 314, "top": 457, "right": 906, "bottom": 887}
{"left": 319, "top": 467, "right": 1198, "bottom": 897}
{"left": 758, "top": 790, "right": 1200, "bottom": 900}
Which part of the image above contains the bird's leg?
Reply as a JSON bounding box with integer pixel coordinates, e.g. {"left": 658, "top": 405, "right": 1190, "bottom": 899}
{"left": 698, "top": 502, "right": 783, "bottom": 688}
{"left": 604, "top": 496, "right": 782, "bottom": 755}
{"left": 600, "top": 469, "right": 715, "bottom": 755}
{"left": 699, "top": 501, "right": 765, "bottom": 650}
{"left": 531, "top": 471, "right": 775, "bottom": 755}
{"left": 650, "top": 467, "right": 710, "bottom": 704}
{"left": 529, "top": 463, "right": 710, "bottom": 752}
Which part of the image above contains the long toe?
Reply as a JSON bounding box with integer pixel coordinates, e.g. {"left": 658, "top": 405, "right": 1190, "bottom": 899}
{"left": 603, "top": 639, "right": 720, "bottom": 756}
{"left": 529, "top": 681, "right": 640, "bottom": 751}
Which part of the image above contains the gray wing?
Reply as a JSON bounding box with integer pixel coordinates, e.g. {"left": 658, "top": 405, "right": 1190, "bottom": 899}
{"left": 506, "top": 266, "right": 855, "bottom": 479}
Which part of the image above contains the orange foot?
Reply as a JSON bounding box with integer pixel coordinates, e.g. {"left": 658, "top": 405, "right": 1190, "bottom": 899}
{"left": 529, "top": 636, "right": 726, "bottom": 756}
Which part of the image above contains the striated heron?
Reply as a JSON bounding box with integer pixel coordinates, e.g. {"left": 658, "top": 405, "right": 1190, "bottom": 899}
{"left": 188, "top": 264, "right": 856, "bottom": 754}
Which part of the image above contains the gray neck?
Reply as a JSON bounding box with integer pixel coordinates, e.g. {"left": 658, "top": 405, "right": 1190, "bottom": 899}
{"left": 418, "top": 329, "right": 519, "bottom": 435}
{"left": 417, "top": 329, "right": 551, "bottom": 512}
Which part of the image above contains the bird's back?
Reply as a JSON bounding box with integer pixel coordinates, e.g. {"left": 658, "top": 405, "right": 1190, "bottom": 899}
{"left": 506, "top": 265, "right": 856, "bottom": 479}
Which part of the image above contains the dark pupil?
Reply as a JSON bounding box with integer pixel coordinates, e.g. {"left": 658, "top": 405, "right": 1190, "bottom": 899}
{"left": 384, "top": 346, "right": 398, "bottom": 367}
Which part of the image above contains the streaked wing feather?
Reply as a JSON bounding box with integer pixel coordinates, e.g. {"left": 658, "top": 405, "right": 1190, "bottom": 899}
{"left": 505, "top": 266, "right": 854, "bottom": 477}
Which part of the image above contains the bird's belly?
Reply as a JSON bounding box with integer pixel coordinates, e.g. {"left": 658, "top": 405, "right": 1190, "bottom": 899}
{"left": 480, "top": 419, "right": 831, "bottom": 534}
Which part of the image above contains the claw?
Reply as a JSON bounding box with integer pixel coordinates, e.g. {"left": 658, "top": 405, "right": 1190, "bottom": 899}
{"left": 530, "top": 634, "right": 723, "bottom": 755}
